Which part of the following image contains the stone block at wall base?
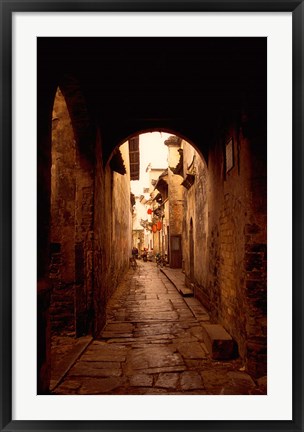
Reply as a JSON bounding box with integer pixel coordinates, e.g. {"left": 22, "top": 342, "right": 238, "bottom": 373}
{"left": 202, "top": 324, "right": 236, "bottom": 360}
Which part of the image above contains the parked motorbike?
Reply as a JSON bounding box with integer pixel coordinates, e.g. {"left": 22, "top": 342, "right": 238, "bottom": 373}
{"left": 142, "top": 251, "right": 148, "bottom": 262}
{"left": 141, "top": 250, "right": 148, "bottom": 262}
{"left": 156, "top": 253, "right": 166, "bottom": 267}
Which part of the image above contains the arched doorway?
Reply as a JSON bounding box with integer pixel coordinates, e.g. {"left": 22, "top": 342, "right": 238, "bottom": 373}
{"left": 122, "top": 131, "right": 208, "bottom": 277}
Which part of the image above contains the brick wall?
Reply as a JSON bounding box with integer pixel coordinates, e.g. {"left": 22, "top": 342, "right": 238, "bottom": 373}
{"left": 181, "top": 118, "right": 266, "bottom": 377}
{"left": 208, "top": 122, "right": 266, "bottom": 377}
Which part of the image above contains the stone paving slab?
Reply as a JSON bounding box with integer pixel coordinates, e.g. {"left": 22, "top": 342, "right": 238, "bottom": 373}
{"left": 135, "top": 366, "right": 187, "bottom": 375}
{"left": 78, "top": 377, "right": 125, "bottom": 394}
{"left": 130, "top": 343, "right": 175, "bottom": 350}
{"left": 184, "top": 297, "right": 210, "bottom": 321}
{"left": 174, "top": 334, "right": 199, "bottom": 343}
{"left": 175, "top": 341, "right": 208, "bottom": 359}
{"left": 81, "top": 343, "right": 128, "bottom": 362}
{"left": 50, "top": 335, "right": 92, "bottom": 391}
{"left": 180, "top": 371, "right": 205, "bottom": 390}
{"left": 102, "top": 337, "right": 136, "bottom": 344}
{"left": 101, "top": 332, "right": 133, "bottom": 339}
{"left": 52, "top": 380, "right": 82, "bottom": 394}
{"left": 68, "top": 361, "right": 122, "bottom": 377}
{"left": 220, "top": 371, "right": 257, "bottom": 395}
{"left": 105, "top": 322, "right": 134, "bottom": 331}
{"left": 160, "top": 268, "right": 193, "bottom": 297}
{"left": 125, "top": 346, "right": 184, "bottom": 372}
{"left": 52, "top": 261, "right": 267, "bottom": 396}
{"left": 201, "top": 369, "right": 231, "bottom": 394}
{"left": 189, "top": 325, "right": 207, "bottom": 342}
{"left": 134, "top": 331, "right": 176, "bottom": 341}
{"left": 133, "top": 322, "right": 193, "bottom": 336}
{"left": 155, "top": 372, "right": 179, "bottom": 389}
{"left": 129, "top": 374, "right": 153, "bottom": 387}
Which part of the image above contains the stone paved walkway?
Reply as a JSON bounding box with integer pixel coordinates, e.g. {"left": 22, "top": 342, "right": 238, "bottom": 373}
{"left": 52, "top": 261, "right": 267, "bottom": 395}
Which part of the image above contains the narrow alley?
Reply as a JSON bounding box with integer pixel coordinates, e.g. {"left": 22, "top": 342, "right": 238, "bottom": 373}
{"left": 51, "top": 261, "right": 266, "bottom": 395}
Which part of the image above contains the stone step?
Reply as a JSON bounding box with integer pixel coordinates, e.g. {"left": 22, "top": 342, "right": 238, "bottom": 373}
{"left": 184, "top": 298, "right": 210, "bottom": 322}
{"left": 201, "top": 324, "right": 235, "bottom": 360}
{"left": 160, "top": 268, "right": 193, "bottom": 297}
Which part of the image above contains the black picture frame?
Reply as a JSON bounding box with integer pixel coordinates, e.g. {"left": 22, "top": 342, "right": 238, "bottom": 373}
{"left": 0, "top": 1, "right": 303, "bottom": 431}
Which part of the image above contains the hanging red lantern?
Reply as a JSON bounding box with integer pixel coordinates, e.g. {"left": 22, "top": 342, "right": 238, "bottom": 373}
{"left": 152, "top": 224, "right": 157, "bottom": 233}
{"left": 157, "top": 221, "right": 162, "bottom": 231}
{"left": 147, "top": 208, "right": 152, "bottom": 215}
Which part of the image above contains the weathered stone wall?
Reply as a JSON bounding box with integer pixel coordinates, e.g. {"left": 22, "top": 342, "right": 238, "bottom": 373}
{"left": 180, "top": 115, "right": 266, "bottom": 378}
{"left": 92, "top": 131, "right": 107, "bottom": 336}
{"left": 182, "top": 143, "right": 208, "bottom": 294}
{"left": 132, "top": 229, "right": 144, "bottom": 252}
{"left": 243, "top": 124, "right": 267, "bottom": 378}
{"left": 166, "top": 139, "right": 184, "bottom": 237}
{"left": 50, "top": 88, "right": 76, "bottom": 335}
{"left": 50, "top": 87, "right": 95, "bottom": 337}
{"left": 74, "top": 156, "right": 95, "bottom": 336}
{"left": 93, "top": 140, "right": 132, "bottom": 336}
{"left": 206, "top": 126, "right": 251, "bottom": 361}
{"left": 166, "top": 138, "right": 184, "bottom": 267}
{"left": 111, "top": 142, "right": 132, "bottom": 284}
{"left": 206, "top": 120, "right": 266, "bottom": 377}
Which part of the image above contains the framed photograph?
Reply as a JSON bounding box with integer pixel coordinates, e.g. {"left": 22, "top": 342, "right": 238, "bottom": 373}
{"left": 1, "top": 1, "right": 302, "bottom": 431}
